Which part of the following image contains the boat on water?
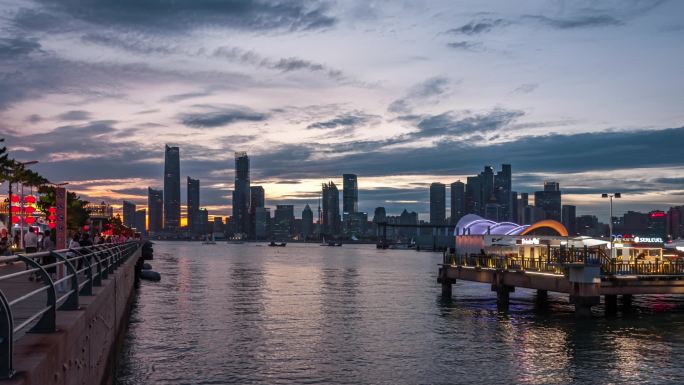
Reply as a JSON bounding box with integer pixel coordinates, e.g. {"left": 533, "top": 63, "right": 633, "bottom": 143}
{"left": 268, "top": 241, "right": 287, "bottom": 247}
{"left": 202, "top": 234, "right": 217, "bottom": 244}
{"left": 320, "top": 236, "right": 342, "bottom": 247}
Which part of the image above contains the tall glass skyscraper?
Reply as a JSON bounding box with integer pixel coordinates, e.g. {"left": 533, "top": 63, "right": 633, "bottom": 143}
{"left": 148, "top": 187, "right": 164, "bottom": 234}
{"left": 232, "top": 152, "right": 250, "bottom": 235}
{"left": 122, "top": 200, "right": 136, "bottom": 228}
{"left": 450, "top": 181, "right": 465, "bottom": 224}
{"left": 322, "top": 181, "right": 340, "bottom": 236}
{"left": 342, "top": 174, "right": 358, "bottom": 214}
{"left": 187, "top": 176, "right": 200, "bottom": 234}
{"left": 430, "top": 182, "right": 446, "bottom": 225}
{"left": 163, "top": 145, "right": 180, "bottom": 231}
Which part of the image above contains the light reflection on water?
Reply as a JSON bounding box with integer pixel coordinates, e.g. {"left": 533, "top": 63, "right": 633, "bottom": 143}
{"left": 116, "top": 242, "right": 684, "bottom": 385}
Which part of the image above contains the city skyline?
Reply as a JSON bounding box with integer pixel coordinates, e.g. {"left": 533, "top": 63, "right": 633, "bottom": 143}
{"left": 1, "top": 1, "right": 684, "bottom": 220}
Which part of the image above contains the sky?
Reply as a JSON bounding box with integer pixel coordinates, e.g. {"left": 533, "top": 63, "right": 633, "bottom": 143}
{"left": 1, "top": 0, "right": 683, "bottom": 221}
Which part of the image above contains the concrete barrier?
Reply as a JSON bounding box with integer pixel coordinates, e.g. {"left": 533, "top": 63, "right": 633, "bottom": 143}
{"left": 3, "top": 247, "right": 141, "bottom": 385}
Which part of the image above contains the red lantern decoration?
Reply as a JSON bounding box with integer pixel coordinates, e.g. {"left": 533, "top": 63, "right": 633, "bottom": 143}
{"left": 10, "top": 206, "right": 21, "bottom": 213}
{"left": 48, "top": 215, "right": 57, "bottom": 221}
{"left": 48, "top": 207, "right": 57, "bottom": 213}
{"left": 24, "top": 206, "right": 36, "bottom": 214}
{"left": 23, "top": 195, "right": 36, "bottom": 204}
{"left": 48, "top": 223, "right": 56, "bottom": 229}
{"left": 11, "top": 216, "right": 20, "bottom": 223}
{"left": 10, "top": 195, "right": 20, "bottom": 203}
{"left": 83, "top": 225, "right": 90, "bottom": 232}
{"left": 24, "top": 217, "right": 36, "bottom": 224}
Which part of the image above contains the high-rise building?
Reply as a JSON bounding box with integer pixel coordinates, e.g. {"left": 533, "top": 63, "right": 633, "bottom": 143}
{"left": 480, "top": 166, "right": 495, "bottom": 208}
{"left": 342, "top": 174, "right": 358, "bottom": 214}
{"left": 430, "top": 182, "right": 446, "bottom": 225}
{"left": 494, "top": 164, "right": 512, "bottom": 221}
{"left": 249, "top": 185, "right": 265, "bottom": 238}
{"left": 322, "top": 181, "right": 341, "bottom": 236}
{"left": 465, "top": 176, "right": 482, "bottom": 215}
{"left": 301, "top": 204, "right": 313, "bottom": 239}
{"left": 232, "top": 152, "right": 250, "bottom": 235}
{"left": 163, "top": 145, "right": 181, "bottom": 231}
{"left": 135, "top": 209, "right": 146, "bottom": 234}
{"left": 187, "top": 176, "right": 200, "bottom": 234}
{"left": 147, "top": 188, "right": 163, "bottom": 234}
{"left": 255, "top": 207, "right": 270, "bottom": 239}
{"left": 450, "top": 181, "right": 465, "bottom": 224}
{"left": 373, "top": 207, "right": 386, "bottom": 223}
{"left": 198, "top": 208, "right": 209, "bottom": 235}
{"left": 667, "top": 206, "right": 684, "bottom": 239}
{"left": 534, "top": 181, "right": 562, "bottom": 221}
{"left": 273, "top": 205, "right": 295, "bottom": 239}
{"left": 648, "top": 210, "right": 667, "bottom": 239}
{"left": 122, "top": 200, "right": 136, "bottom": 228}
{"left": 510, "top": 191, "right": 519, "bottom": 223}
{"left": 562, "top": 205, "right": 577, "bottom": 235}
{"left": 518, "top": 192, "right": 529, "bottom": 224}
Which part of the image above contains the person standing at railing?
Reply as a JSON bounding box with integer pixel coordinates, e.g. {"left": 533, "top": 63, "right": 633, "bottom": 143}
{"left": 42, "top": 229, "right": 57, "bottom": 281}
{"left": 24, "top": 226, "right": 38, "bottom": 253}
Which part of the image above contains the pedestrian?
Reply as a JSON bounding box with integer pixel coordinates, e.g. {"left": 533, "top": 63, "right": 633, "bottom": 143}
{"left": 24, "top": 227, "right": 38, "bottom": 253}
{"left": 0, "top": 235, "right": 9, "bottom": 256}
{"left": 42, "top": 230, "right": 57, "bottom": 281}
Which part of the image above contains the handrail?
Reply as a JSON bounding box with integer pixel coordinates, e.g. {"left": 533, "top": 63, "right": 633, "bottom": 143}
{"left": 0, "top": 241, "right": 142, "bottom": 379}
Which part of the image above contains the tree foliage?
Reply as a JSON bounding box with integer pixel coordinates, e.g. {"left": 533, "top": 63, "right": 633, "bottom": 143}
{"left": 37, "top": 186, "right": 91, "bottom": 231}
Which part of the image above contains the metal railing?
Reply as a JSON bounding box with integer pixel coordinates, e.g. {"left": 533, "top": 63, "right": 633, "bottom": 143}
{"left": 0, "top": 241, "right": 140, "bottom": 379}
{"left": 602, "top": 260, "right": 684, "bottom": 276}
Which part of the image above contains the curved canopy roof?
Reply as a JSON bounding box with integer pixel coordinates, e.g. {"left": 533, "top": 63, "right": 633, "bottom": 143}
{"left": 455, "top": 215, "right": 569, "bottom": 237}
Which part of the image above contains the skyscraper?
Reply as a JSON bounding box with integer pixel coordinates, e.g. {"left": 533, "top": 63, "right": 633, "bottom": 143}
{"left": 494, "top": 164, "right": 512, "bottom": 221}
{"left": 250, "top": 186, "right": 265, "bottom": 209}
{"left": 562, "top": 205, "right": 577, "bottom": 235}
{"left": 122, "top": 200, "right": 136, "bottom": 228}
{"left": 534, "top": 181, "right": 562, "bottom": 221}
{"left": 163, "top": 145, "right": 181, "bottom": 231}
{"left": 465, "top": 176, "right": 482, "bottom": 215}
{"left": 480, "top": 166, "right": 494, "bottom": 209}
{"left": 187, "top": 176, "right": 200, "bottom": 234}
{"left": 322, "top": 181, "right": 340, "bottom": 236}
{"left": 342, "top": 174, "right": 358, "bottom": 214}
{"left": 430, "top": 182, "right": 446, "bottom": 225}
{"left": 135, "top": 209, "right": 147, "bottom": 234}
{"left": 274, "top": 205, "right": 295, "bottom": 239}
{"left": 450, "top": 181, "right": 465, "bottom": 224}
{"left": 302, "top": 204, "right": 313, "bottom": 239}
{"left": 148, "top": 187, "right": 163, "bottom": 234}
{"left": 232, "top": 152, "right": 250, "bottom": 235}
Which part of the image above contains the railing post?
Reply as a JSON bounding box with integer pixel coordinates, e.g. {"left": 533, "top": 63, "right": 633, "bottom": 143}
{"left": 15, "top": 254, "right": 56, "bottom": 333}
{"left": 80, "top": 249, "right": 94, "bottom": 296}
{"left": 0, "top": 290, "right": 14, "bottom": 379}
{"left": 51, "top": 251, "right": 79, "bottom": 310}
{"left": 91, "top": 251, "right": 103, "bottom": 286}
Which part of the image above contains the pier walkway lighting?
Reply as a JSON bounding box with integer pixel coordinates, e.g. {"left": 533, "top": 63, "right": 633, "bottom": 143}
{"left": 602, "top": 193, "right": 621, "bottom": 258}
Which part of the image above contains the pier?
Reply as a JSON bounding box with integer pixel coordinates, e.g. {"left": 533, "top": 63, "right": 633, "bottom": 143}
{"left": 0, "top": 242, "right": 145, "bottom": 384}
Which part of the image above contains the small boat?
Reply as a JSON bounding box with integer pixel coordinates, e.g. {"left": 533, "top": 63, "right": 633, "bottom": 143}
{"left": 268, "top": 241, "right": 287, "bottom": 247}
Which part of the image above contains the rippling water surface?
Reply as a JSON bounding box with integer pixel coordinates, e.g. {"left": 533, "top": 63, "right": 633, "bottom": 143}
{"left": 116, "top": 242, "right": 684, "bottom": 385}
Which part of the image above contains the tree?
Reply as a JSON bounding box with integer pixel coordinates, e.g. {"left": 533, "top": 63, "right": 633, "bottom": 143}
{"left": 37, "top": 186, "right": 90, "bottom": 231}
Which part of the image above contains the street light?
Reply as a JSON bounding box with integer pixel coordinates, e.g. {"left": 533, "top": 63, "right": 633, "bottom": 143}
{"left": 602, "top": 192, "right": 622, "bottom": 258}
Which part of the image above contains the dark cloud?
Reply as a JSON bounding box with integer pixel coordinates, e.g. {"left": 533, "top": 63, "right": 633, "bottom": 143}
{"left": 525, "top": 15, "right": 623, "bottom": 29}
{"left": 446, "top": 18, "right": 507, "bottom": 35}
{"left": 412, "top": 108, "right": 524, "bottom": 139}
{"left": 24, "top": 0, "right": 336, "bottom": 33}
{"left": 446, "top": 41, "right": 483, "bottom": 51}
{"left": 57, "top": 110, "right": 92, "bottom": 121}
{"left": 179, "top": 105, "right": 268, "bottom": 128}
{"left": 307, "top": 112, "right": 378, "bottom": 130}
{"left": 160, "top": 91, "right": 213, "bottom": 103}
{"left": 512, "top": 83, "right": 538, "bottom": 94}
{"left": 0, "top": 37, "right": 42, "bottom": 59}
{"left": 25, "top": 114, "right": 42, "bottom": 124}
{"left": 388, "top": 76, "right": 451, "bottom": 114}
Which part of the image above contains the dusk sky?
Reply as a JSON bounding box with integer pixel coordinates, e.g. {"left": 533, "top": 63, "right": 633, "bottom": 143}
{"left": 1, "top": 0, "right": 683, "bottom": 221}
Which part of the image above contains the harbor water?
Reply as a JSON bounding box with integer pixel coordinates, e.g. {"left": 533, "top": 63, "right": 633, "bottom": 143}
{"left": 116, "top": 242, "right": 684, "bottom": 385}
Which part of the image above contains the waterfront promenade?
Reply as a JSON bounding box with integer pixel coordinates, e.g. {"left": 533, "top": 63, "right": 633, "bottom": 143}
{"left": 0, "top": 242, "right": 143, "bottom": 384}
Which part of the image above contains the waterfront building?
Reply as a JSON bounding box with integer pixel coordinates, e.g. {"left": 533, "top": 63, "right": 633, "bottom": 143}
{"left": 249, "top": 185, "right": 265, "bottom": 238}
{"left": 163, "top": 145, "right": 181, "bottom": 231}
{"left": 122, "top": 200, "right": 136, "bottom": 228}
{"left": 534, "top": 181, "right": 561, "bottom": 222}
{"left": 484, "top": 203, "right": 502, "bottom": 222}
{"left": 148, "top": 187, "right": 163, "bottom": 234}
{"left": 187, "top": 176, "right": 200, "bottom": 234}
{"left": 232, "top": 152, "right": 250, "bottom": 235}
{"left": 301, "top": 204, "right": 313, "bottom": 239}
{"left": 562, "top": 205, "right": 577, "bottom": 236}
{"left": 494, "top": 164, "right": 512, "bottom": 221}
{"left": 198, "top": 208, "right": 209, "bottom": 235}
{"left": 511, "top": 191, "right": 519, "bottom": 223}
{"left": 273, "top": 205, "right": 295, "bottom": 239}
{"left": 255, "top": 207, "right": 270, "bottom": 239}
{"left": 430, "top": 182, "right": 446, "bottom": 225}
{"left": 322, "top": 181, "right": 341, "bottom": 236}
{"left": 465, "top": 176, "right": 482, "bottom": 216}
{"left": 518, "top": 193, "right": 529, "bottom": 224}
{"left": 373, "top": 207, "right": 386, "bottom": 223}
{"left": 213, "top": 217, "right": 224, "bottom": 234}
{"left": 135, "top": 209, "right": 146, "bottom": 234}
{"left": 399, "top": 209, "right": 418, "bottom": 238}
{"left": 450, "top": 181, "right": 465, "bottom": 224}
{"left": 342, "top": 174, "right": 358, "bottom": 214}
{"left": 668, "top": 206, "right": 684, "bottom": 239}
{"left": 480, "top": 166, "right": 494, "bottom": 209}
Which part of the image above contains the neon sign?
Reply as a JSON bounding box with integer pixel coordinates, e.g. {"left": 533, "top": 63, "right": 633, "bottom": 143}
{"left": 521, "top": 238, "right": 540, "bottom": 245}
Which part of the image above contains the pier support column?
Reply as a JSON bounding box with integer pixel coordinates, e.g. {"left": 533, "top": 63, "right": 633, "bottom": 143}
{"left": 621, "top": 294, "right": 633, "bottom": 309}
{"left": 438, "top": 267, "right": 455, "bottom": 299}
{"left": 605, "top": 295, "right": 618, "bottom": 315}
{"left": 492, "top": 284, "right": 515, "bottom": 311}
{"left": 567, "top": 265, "right": 601, "bottom": 317}
{"left": 536, "top": 289, "right": 548, "bottom": 303}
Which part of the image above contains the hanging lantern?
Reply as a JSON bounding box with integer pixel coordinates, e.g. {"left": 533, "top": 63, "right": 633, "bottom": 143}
{"left": 25, "top": 216, "right": 36, "bottom": 224}
{"left": 23, "top": 195, "right": 37, "bottom": 204}
{"left": 10, "top": 206, "right": 21, "bottom": 213}
{"left": 48, "top": 207, "right": 57, "bottom": 213}
{"left": 48, "top": 214, "right": 57, "bottom": 221}
{"left": 10, "top": 195, "right": 20, "bottom": 203}
{"left": 24, "top": 206, "right": 36, "bottom": 214}
{"left": 83, "top": 225, "right": 90, "bottom": 232}
{"left": 11, "top": 216, "right": 21, "bottom": 223}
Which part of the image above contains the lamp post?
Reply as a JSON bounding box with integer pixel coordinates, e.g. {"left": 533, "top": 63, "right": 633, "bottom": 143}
{"left": 601, "top": 193, "right": 621, "bottom": 258}
{"left": 7, "top": 160, "right": 38, "bottom": 249}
